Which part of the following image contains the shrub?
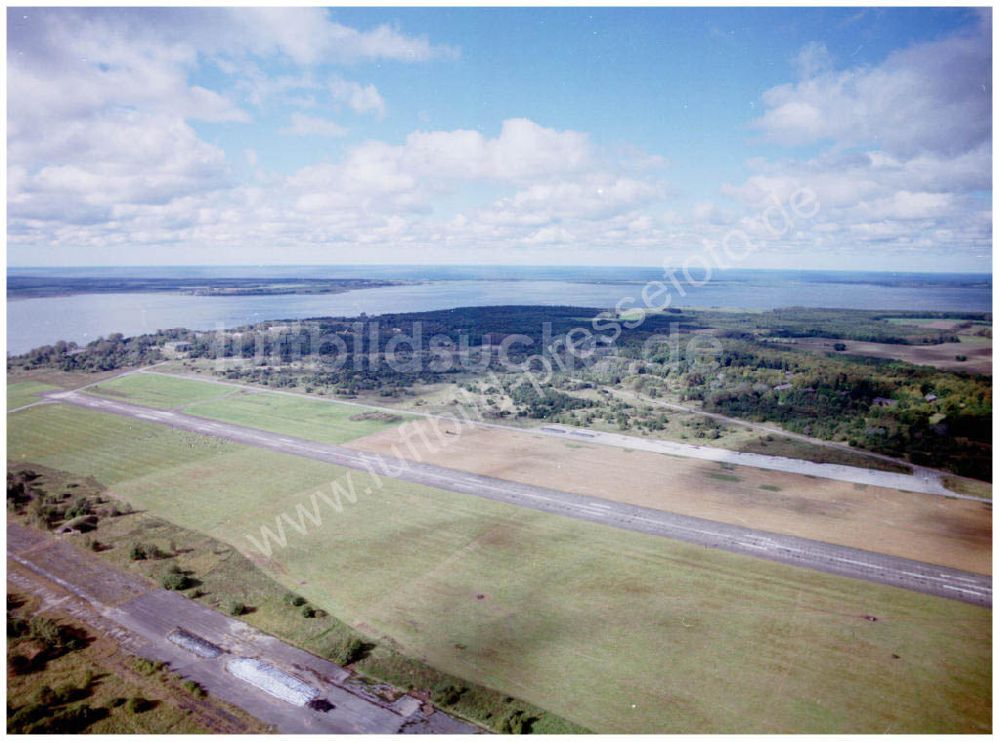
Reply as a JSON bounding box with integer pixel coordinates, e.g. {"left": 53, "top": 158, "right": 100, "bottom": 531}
{"left": 284, "top": 593, "right": 306, "bottom": 607}
{"left": 29, "top": 615, "right": 84, "bottom": 652}
{"left": 64, "top": 496, "right": 92, "bottom": 519}
{"left": 226, "top": 600, "right": 246, "bottom": 616}
{"left": 500, "top": 709, "right": 535, "bottom": 734}
{"left": 160, "top": 571, "right": 192, "bottom": 591}
{"left": 431, "top": 682, "right": 466, "bottom": 706}
{"left": 329, "top": 636, "right": 367, "bottom": 666}
{"left": 125, "top": 697, "right": 149, "bottom": 714}
{"left": 8, "top": 611, "right": 28, "bottom": 638}
{"left": 133, "top": 658, "right": 164, "bottom": 676}
{"left": 182, "top": 680, "right": 207, "bottom": 699}
{"left": 301, "top": 605, "right": 316, "bottom": 618}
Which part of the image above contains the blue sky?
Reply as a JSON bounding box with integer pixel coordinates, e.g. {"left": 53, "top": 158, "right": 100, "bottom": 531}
{"left": 7, "top": 7, "right": 992, "bottom": 270}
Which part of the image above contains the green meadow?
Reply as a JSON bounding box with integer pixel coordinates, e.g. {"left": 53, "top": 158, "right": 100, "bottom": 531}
{"left": 8, "top": 403, "right": 991, "bottom": 733}
{"left": 87, "top": 372, "right": 406, "bottom": 445}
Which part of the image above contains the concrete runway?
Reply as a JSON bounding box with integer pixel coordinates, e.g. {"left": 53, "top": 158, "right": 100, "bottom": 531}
{"left": 49, "top": 390, "right": 992, "bottom": 607}
{"left": 7, "top": 522, "right": 477, "bottom": 734}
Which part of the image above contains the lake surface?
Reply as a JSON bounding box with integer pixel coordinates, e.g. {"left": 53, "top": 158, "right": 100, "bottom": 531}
{"left": 7, "top": 267, "right": 992, "bottom": 355}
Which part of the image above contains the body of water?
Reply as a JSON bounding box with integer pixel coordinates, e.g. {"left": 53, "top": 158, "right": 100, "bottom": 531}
{"left": 6, "top": 266, "right": 992, "bottom": 355}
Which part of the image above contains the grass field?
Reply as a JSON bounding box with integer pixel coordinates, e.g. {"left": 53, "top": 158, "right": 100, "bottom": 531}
{"left": 11, "top": 463, "right": 581, "bottom": 733}
{"left": 86, "top": 372, "right": 407, "bottom": 445}
{"left": 183, "top": 389, "right": 408, "bottom": 445}
{"left": 8, "top": 380, "right": 59, "bottom": 410}
{"left": 87, "top": 373, "right": 234, "bottom": 409}
{"left": 7, "top": 403, "right": 991, "bottom": 733}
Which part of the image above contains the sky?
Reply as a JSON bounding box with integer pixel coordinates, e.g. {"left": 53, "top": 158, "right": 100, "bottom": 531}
{"left": 6, "top": 6, "right": 993, "bottom": 271}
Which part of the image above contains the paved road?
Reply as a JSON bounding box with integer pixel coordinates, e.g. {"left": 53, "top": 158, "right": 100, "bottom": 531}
{"left": 47, "top": 390, "right": 992, "bottom": 607}
{"left": 7, "top": 522, "right": 478, "bottom": 734}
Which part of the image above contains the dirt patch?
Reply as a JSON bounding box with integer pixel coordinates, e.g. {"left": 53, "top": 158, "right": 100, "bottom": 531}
{"left": 9, "top": 369, "right": 124, "bottom": 389}
{"left": 348, "top": 421, "right": 991, "bottom": 575}
{"left": 348, "top": 411, "right": 402, "bottom": 423}
{"left": 790, "top": 337, "right": 992, "bottom": 374}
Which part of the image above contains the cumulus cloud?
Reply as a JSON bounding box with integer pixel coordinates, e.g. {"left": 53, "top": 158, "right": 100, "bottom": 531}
{"left": 229, "top": 8, "right": 458, "bottom": 65}
{"left": 753, "top": 23, "right": 990, "bottom": 157}
{"left": 328, "top": 76, "right": 386, "bottom": 117}
{"left": 725, "top": 19, "right": 992, "bottom": 263}
{"left": 11, "top": 8, "right": 986, "bottom": 268}
{"left": 7, "top": 8, "right": 465, "bottom": 256}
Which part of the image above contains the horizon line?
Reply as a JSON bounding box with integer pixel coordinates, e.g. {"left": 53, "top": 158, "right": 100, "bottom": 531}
{"left": 6, "top": 263, "right": 993, "bottom": 276}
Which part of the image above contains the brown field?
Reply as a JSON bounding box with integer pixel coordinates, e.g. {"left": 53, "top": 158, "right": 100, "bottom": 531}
{"left": 8, "top": 368, "right": 125, "bottom": 389}
{"left": 786, "top": 336, "right": 991, "bottom": 374}
{"left": 348, "top": 420, "right": 992, "bottom": 574}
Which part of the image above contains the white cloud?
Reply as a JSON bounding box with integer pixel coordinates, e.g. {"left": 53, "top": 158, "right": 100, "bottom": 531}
{"left": 7, "top": 8, "right": 461, "bottom": 256}
{"left": 793, "top": 41, "right": 834, "bottom": 79}
{"left": 10, "top": 111, "right": 228, "bottom": 225}
{"left": 230, "top": 8, "right": 458, "bottom": 65}
{"left": 281, "top": 113, "right": 349, "bottom": 138}
{"left": 723, "top": 21, "right": 992, "bottom": 263}
{"left": 329, "top": 76, "right": 386, "bottom": 117}
{"left": 753, "top": 24, "right": 990, "bottom": 157}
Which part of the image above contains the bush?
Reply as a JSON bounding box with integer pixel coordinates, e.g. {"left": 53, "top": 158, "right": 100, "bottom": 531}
{"left": 64, "top": 496, "right": 92, "bottom": 519}
{"left": 500, "top": 709, "right": 535, "bottom": 734}
{"left": 329, "top": 636, "right": 367, "bottom": 666}
{"left": 125, "top": 697, "right": 150, "bottom": 714}
{"left": 8, "top": 611, "right": 29, "bottom": 638}
{"left": 431, "top": 682, "right": 466, "bottom": 706}
{"left": 284, "top": 593, "right": 306, "bottom": 607}
{"left": 160, "top": 571, "right": 192, "bottom": 591}
{"left": 129, "top": 542, "right": 163, "bottom": 561}
{"left": 28, "top": 615, "right": 84, "bottom": 653}
{"left": 35, "top": 682, "right": 83, "bottom": 706}
{"left": 133, "top": 658, "right": 164, "bottom": 676}
{"left": 301, "top": 605, "right": 316, "bottom": 618}
{"left": 182, "top": 680, "right": 207, "bottom": 699}
{"left": 226, "top": 600, "right": 246, "bottom": 616}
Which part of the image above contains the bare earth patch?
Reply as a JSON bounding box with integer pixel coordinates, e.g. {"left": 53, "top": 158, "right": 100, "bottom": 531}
{"left": 787, "top": 337, "right": 991, "bottom": 374}
{"left": 348, "top": 420, "right": 992, "bottom": 575}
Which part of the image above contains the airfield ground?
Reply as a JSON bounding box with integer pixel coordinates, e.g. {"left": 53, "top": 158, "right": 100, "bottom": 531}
{"left": 81, "top": 370, "right": 991, "bottom": 575}
{"left": 8, "top": 380, "right": 60, "bottom": 411}
{"left": 349, "top": 420, "right": 992, "bottom": 574}
{"left": 7, "top": 397, "right": 992, "bottom": 733}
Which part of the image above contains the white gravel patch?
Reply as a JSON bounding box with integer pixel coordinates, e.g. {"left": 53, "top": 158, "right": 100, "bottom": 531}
{"left": 226, "top": 658, "right": 319, "bottom": 706}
